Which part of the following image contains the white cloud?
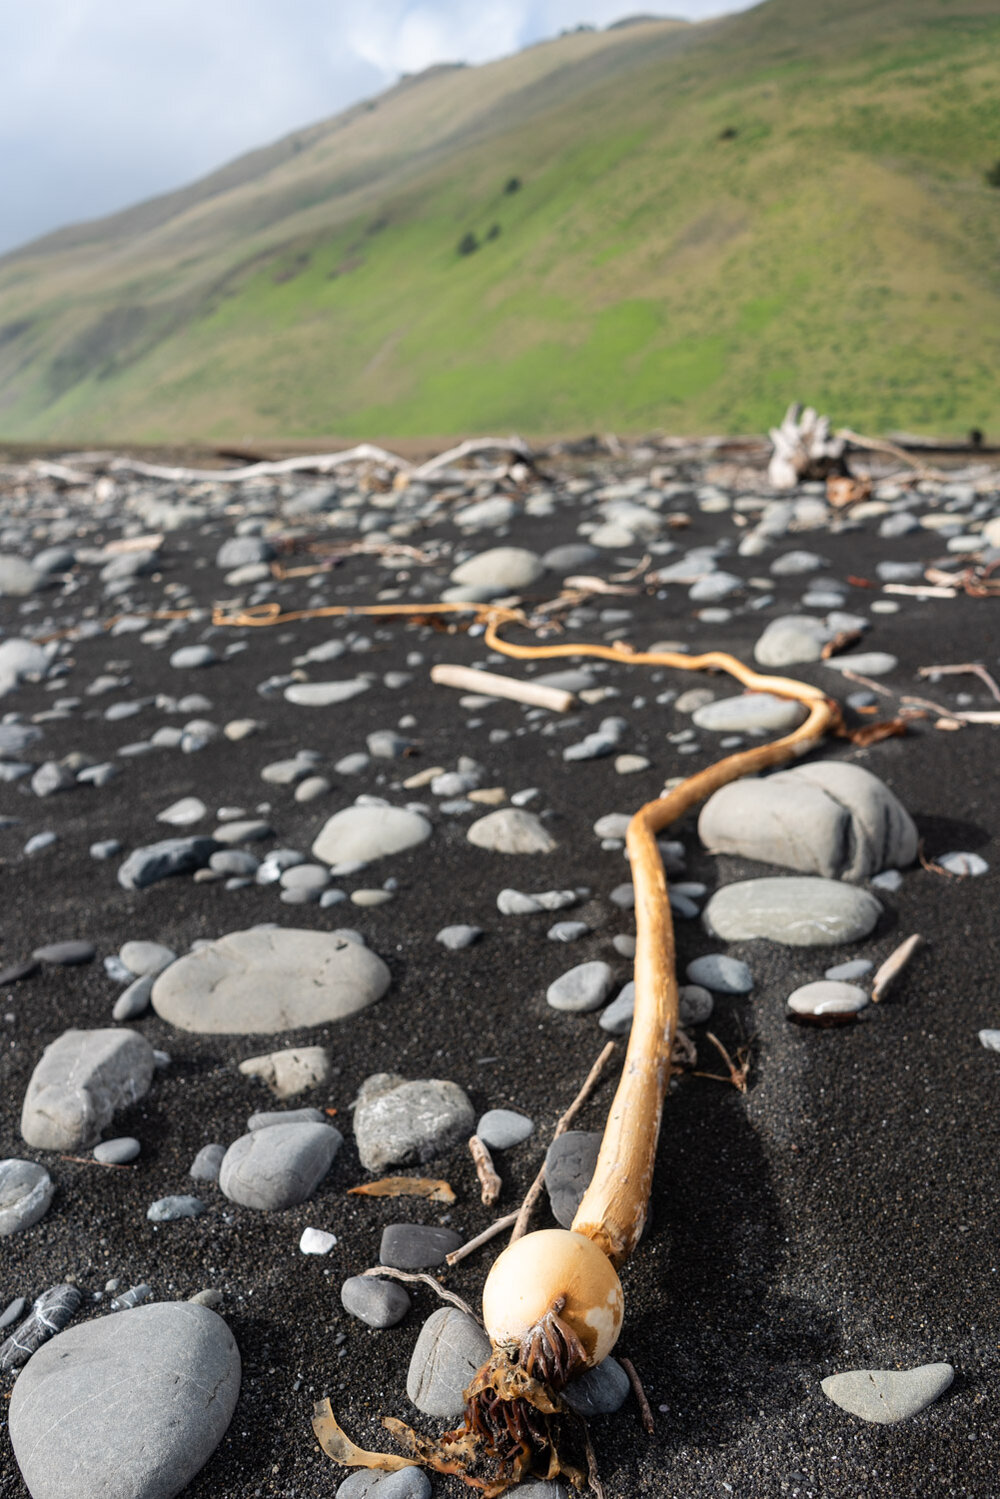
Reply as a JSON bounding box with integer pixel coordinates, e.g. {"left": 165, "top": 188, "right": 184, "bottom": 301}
{"left": 0, "top": 0, "right": 758, "bottom": 255}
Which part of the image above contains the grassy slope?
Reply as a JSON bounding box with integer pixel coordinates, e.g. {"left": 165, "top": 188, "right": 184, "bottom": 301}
{"left": 1, "top": 0, "right": 999, "bottom": 442}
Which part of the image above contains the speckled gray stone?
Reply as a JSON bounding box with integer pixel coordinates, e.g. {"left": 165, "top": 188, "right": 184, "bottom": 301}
{"left": 821, "top": 1363, "right": 954, "bottom": 1423}
{"left": 467, "top": 808, "right": 557, "bottom": 855}
{"left": 94, "top": 1137, "right": 140, "bottom": 1165}
{"left": 118, "top": 837, "right": 219, "bottom": 890}
{"left": 340, "top": 1275, "right": 411, "bottom": 1329}
{"left": 692, "top": 692, "right": 807, "bottom": 733}
{"left": 0, "top": 1159, "right": 54, "bottom": 1236}
{"left": 406, "top": 1307, "right": 492, "bottom": 1418}
{"left": 703, "top": 878, "right": 882, "bottom": 947}
{"left": 219, "top": 1122, "right": 342, "bottom": 1210}
{"left": 21, "top": 1028, "right": 156, "bottom": 1151}
{"left": 189, "top": 1144, "right": 226, "bottom": 1182}
{"left": 353, "top": 1074, "right": 475, "bottom": 1172}
{"left": 147, "top": 1195, "right": 206, "bottom": 1222}
{"left": 8, "top": 1301, "right": 240, "bottom": 1499}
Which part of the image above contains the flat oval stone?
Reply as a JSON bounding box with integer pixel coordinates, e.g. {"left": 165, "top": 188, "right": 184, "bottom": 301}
{"left": 821, "top": 1362, "right": 954, "bottom": 1423}
{"left": 120, "top": 941, "right": 177, "bottom": 976}
{"left": 545, "top": 1131, "right": 601, "bottom": 1227}
{"left": 312, "top": 806, "right": 431, "bottom": 866}
{"left": 546, "top": 961, "right": 615, "bottom": 1013}
{"left": 476, "top": 1109, "right": 534, "bottom": 1150}
{"left": 406, "top": 1306, "right": 492, "bottom": 1418}
{"left": 32, "top": 940, "right": 95, "bottom": 966}
{"left": 340, "top": 1275, "right": 411, "bottom": 1329}
{"left": 94, "top": 1137, "right": 140, "bottom": 1164}
{"left": 686, "top": 954, "right": 753, "bottom": 994}
{"left": 8, "top": 1301, "right": 240, "bottom": 1499}
{"left": 450, "top": 547, "right": 545, "bottom": 591}
{"left": 219, "top": 1122, "right": 342, "bottom": 1210}
{"left": 379, "top": 1223, "right": 463, "bottom": 1270}
{"left": 0, "top": 1159, "right": 54, "bottom": 1236}
{"left": 823, "top": 652, "right": 898, "bottom": 677}
{"left": 691, "top": 692, "right": 807, "bottom": 733}
{"left": 284, "top": 680, "right": 370, "bottom": 706}
{"left": 703, "top": 878, "right": 882, "bottom": 947}
{"left": 787, "top": 980, "right": 869, "bottom": 1017}
{"left": 151, "top": 928, "right": 390, "bottom": 1033}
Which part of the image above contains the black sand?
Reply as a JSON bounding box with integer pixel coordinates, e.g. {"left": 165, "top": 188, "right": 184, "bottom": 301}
{"left": 1, "top": 452, "right": 998, "bottom": 1499}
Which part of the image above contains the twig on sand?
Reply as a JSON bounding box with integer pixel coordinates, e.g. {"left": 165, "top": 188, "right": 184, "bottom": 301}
{"left": 360, "top": 1267, "right": 479, "bottom": 1322}
{"left": 693, "top": 1032, "right": 753, "bottom": 1093}
{"left": 837, "top": 668, "right": 895, "bottom": 697}
{"left": 58, "top": 1155, "right": 133, "bottom": 1170}
{"left": 581, "top": 1420, "right": 607, "bottom": 1499}
{"left": 509, "top": 1041, "right": 617, "bottom": 1244}
{"left": 445, "top": 1213, "right": 519, "bottom": 1267}
{"left": 917, "top": 663, "right": 1000, "bottom": 704}
{"left": 468, "top": 1135, "right": 502, "bottom": 1207}
{"left": 872, "top": 934, "right": 925, "bottom": 1003}
{"left": 430, "top": 663, "right": 575, "bottom": 712}
{"left": 619, "top": 1357, "right": 656, "bottom": 1435}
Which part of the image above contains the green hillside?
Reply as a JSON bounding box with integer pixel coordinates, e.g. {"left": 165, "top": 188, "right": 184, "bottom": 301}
{"left": 2, "top": 0, "right": 1000, "bottom": 443}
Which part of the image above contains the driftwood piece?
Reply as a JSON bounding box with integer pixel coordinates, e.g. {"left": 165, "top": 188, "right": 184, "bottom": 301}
{"left": 768, "top": 403, "right": 847, "bottom": 489}
{"left": 430, "top": 663, "right": 575, "bottom": 712}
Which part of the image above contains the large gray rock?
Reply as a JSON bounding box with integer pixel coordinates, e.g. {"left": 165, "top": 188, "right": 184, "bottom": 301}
{"left": 152, "top": 928, "right": 390, "bottom": 1033}
{"left": 219, "top": 1121, "right": 342, "bottom": 1210}
{"left": 353, "top": 1074, "right": 475, "bottom": 1172}
{"left": 0, "top": 1159, "right": 54, "bottom": 1236}
{"left": 699, "top": 762, "right": 917, "bottom": 882}
{"left": 703, "top": 878, "right": 882, "bottom": 947}
{"left": 821, "top": 1363, "right": 954, "bottom": 1424}
{"left": 467, "top": 808, "right": 556, "bottom": 855}
{"left": 312, "top": 805, "right": 431, "bottom": 866}
{"left": 21, "top": 1028, "right": 156, "bottom": 1151}
{"left": 118, "top": 837, "right": 219, "bottom": 890}
{"left": 8, "top": 1301, "right": 240, "bottom": 1499}
{"left": 405, "top": 1307, "right": 492, "bottom": 1417}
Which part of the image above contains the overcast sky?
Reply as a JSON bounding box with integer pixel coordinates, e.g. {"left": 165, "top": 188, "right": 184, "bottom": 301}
{"left": 0, "top": 0, "right": 758, "bottom": 257}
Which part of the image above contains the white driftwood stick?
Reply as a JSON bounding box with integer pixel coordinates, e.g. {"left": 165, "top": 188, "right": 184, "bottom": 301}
{"left": 430, "top": 663, "right": 575, "bottom": 712}
{"left": 97, "top": 444, "right": 413, "bottom": 485}
{"left": 411, "top": 435, "right": 532, "bottom": 479}
{"left": 882, "top": 583, "right": 957, "bottom": 599}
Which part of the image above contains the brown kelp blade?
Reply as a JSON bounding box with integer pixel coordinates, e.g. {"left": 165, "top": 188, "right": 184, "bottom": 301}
{"left": 348, "top": 1176, "right": 456, "bottom": 1204}
{"left": 312, "top": 1400, "right": 419, "bottom": 1472}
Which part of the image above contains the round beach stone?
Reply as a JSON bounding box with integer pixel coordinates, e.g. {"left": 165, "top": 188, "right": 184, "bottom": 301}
{"left": 753, "top": 615, "right": 831, "bottom": 667}
{"left": 546, "top": 961, "right": 616, "bottom": 1013}
{"left": 450, "top": 547, "right": 545, "bottom": 592}
{"left": 337, "top": 1469, "right": 431, "bottom": 1499}
{"left": 147, "top": 1195, "right": 206, "bottom": 1222}
{"left": 685, "top": 955, "right": 753, "bottom": 994}
{"left": 219, "top": 1121, "right": 342, "bottom": 1210}
{"left": 379, "top": 1223, "right": 463, "bottom": 1270}
{"left": 467, "top": 808, "right": 556, "bottom": 855}
{"left": 94, "top": 1136, "right": 141, "bottom": 1164}
{"left": 787, "top": 980, "right": 869, "bottom": 1017}
{"left": 312, "top": 805, "right": 431, "bottom": 866}
{"left": 703, "top": 878, "right": 882, "bottom": 947}
{"left": 120, "top": 941, "right": 177, "bottom": 977}
{"left": 406, "top": 1306, "right": 492, "bottom": 1418}
{"left": 151, "top": 928, "right": 390, "bottom": 1033}
{"left": 340, "top": 1275, "right": 411, "bottom": 1329}
{"left": 476, "top": 1109, "right": 534, "bottom": 1150}
{"left": 0, "top": 1159, "right": 54, "bottom": 1237}
{"left": 8, "top": 1301, "right": 240, "bottom": 1499}
{"left": 691, "top": 693, "right": 807, "bottom": 734}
